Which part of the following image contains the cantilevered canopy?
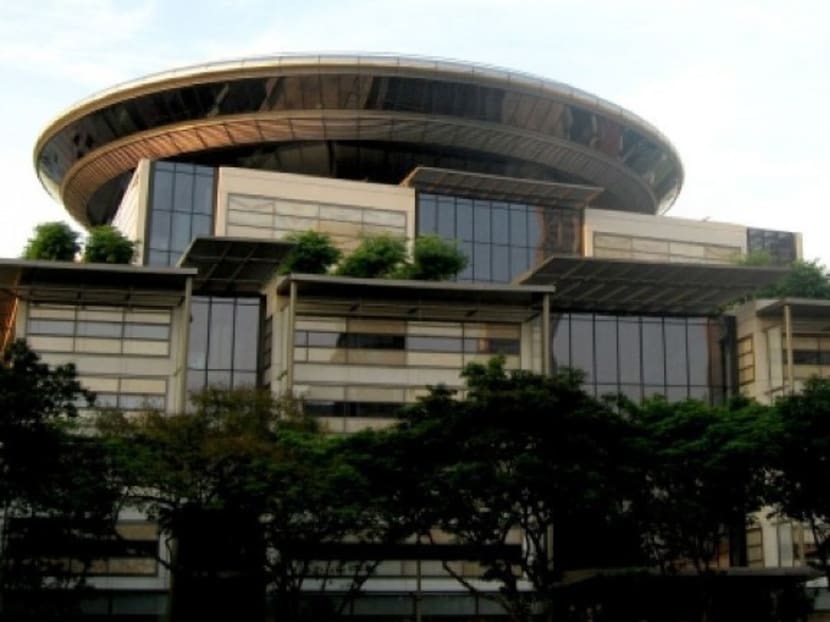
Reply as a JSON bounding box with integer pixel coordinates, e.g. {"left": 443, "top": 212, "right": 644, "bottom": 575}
{"left": 401, "top": 167, "right": 604, "bottom": 207}
{"left": 179, "top": 236, "right": 295, "bottom": 295}
{"left": 519, "top": 256, "right": 787, "bottom": 315}
{"left": 276, "top": 274, "right": 555, "bottom": 323}
{"left": 755, "top": 297, "right": 830, "bottom": 319}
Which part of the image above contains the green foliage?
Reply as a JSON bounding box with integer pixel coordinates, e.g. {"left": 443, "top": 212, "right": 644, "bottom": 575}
{"left": 22, "top": 221, "right": 80, "bottom": 261}
{"left": 769, "top": 377, "right": 830, "bottom": 579}
{"left": 754, "top": 260, "right": 830, "bottom": 299}
{"left": 279, "top": 230, "right": 342, "bottom": 275}
{"left": 97, "top": 387, "right": 395, "bottom": 621}
{"left": 394, "top": 358, "right": 633, "bottom": 619}
{"left": 82, "top": 225, "right": 135, "bottom": 264}
{"left": 396, "top": 234, "right": 467, "bottom": 280}
{"left": 0, "top": 340, "right": 119, "bottom": 613}
{"left": 335, "top": 235, "right": 408, "bottom": 278}
{"left": 623, "top": 395, "right": 775, "bottom": 575}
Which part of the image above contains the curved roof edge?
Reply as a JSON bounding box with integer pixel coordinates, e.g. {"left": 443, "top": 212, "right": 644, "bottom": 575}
{"left": 34, "top": 52, "right": 684, "bottom": 217}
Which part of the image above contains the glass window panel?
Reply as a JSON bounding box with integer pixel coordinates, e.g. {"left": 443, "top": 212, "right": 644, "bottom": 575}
{"left": 487, "top": 339, "right": 520, "bottom": 355}
{"left": 151, "top": 170, "right": 174, "bottom": 211}
{"left": 491, "top": 203, "right": 509, "bottom": 245}
{"left": 124, "top": 324, "right": 170, "bottom": 341}
{"left": 232, "top": 372, "right": 257, "bottom": 388}
{"left": 644, "top": 385, "right": 666, "bottom": 399}
{"left": 526, "top": 206, "right": 543, "bottom": 250}
{"left": 407, "top": 336, "right": 463, "bottom": 352}
{"left": 28, "top": 319, "right": 75, "bottom": 335}
{"left": 596, "top": 384, "right": 618, "bottom": 398}
{"left": 665, "top": 320, "right": 688, "bottom": 386}
{"left": 491, "top": 245, "right": 509, "bottom": 283}
{"left": 473, "top": 244, "right": 491, "bottom": 282}
{"left": 94, "top": 393, "right": 119, "bottom": 409}
{"left": 294, "top": 331, "right": 308, "bottom": 346}
{"left": 437, "top": 197, "right": 455, "bottom": 238}
{"left": 192, "top": 173, "right": 215, "bottom": 215}
{"left": 150, "top": 210, "right": 172, "bottom": 250}
{"left": 510, "top": 246, "right": 529, "bottom": 277}
{"left": 509, "top": 207, "right": 527, "bottom": 246}
{"left": 618, "top": 319, "right": 641, "bottom": 384}
{"left": 666, "top": 385, "right": 689, "bottom": 402}
{"left": 188, "top": 300, "right": 209, "bottom": 368}
{"left": 233, "top": 301, "right": 260, "bottom": 371}
{"left": 689, "top": 385, "right": 710, "bottom": 403}
{"left": 186, "top": 369, "right": 207, "bottom": 395}
{"left": 473, "top": 200, "right": 491, "bottom": 243}
{"left": 418, "top": 195, "right": 437, "bottom": 234}
{"left": 595, "top": 319, "right": 618, "bottom": 384}
{"left": 207, "top": 301, "right": 234, "bottom": 369}
{"left": 171, "top": 212, "right": 192, "bottom": 252}
{"left": 148, "top": 250, "right": 169, "bottom": 266}
{"left": 459, "top": 242, "right": 474, "bottom": 281}
{"left": 570, "top": 315, "right": 594, "bottom": 381}
{"left": 307, "top": 332, "right": 341, "bottom": 347}
{"left": 172, "top": 171, "right": 194, "bottom": 212}
{"left": 551, "top": 314, "right": 570, "bottom": 370}
{"left": 77, "top": 321, "right": 122, "bottom": 338}
{"left": 456, "top": 198, "right": 473, "bottom": 241}
{"left": 206, "top": 370, "right": 232, "bottom": 388}
{"left": 620, "top": 383, "right": 643, "bottom": 404}
{"left": 192, "top": 214, "right": 212, "bottom": 238}
{"left": 687, "top": 322, "right": 709, "bottom": 386}
{"left": 642, "top": 319, "right": 665, "bottom": 385}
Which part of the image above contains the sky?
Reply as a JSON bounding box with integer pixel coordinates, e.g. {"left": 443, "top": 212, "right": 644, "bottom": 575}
{"left": 0, "top": 0, "right": 828, "bottom": 262}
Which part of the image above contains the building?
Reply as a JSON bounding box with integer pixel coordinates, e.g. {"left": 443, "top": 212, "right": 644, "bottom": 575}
{"left": 0, "top": 54, "right": 811, "bottom": 617}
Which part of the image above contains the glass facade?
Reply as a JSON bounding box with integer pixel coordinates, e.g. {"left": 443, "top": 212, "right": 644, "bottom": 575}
{"left": 552, "top": 313, "right": 726, "bottom": 404}
{"left": 146, "top": 161, "right": 215, "bottom": 266}
{"left": 418, "top": 192, "right": 581, "bottom": 283}
{"left": 187, "top": 296, "right": 261, "bottom": 393}
{"left": 747, "top": 228, "right": 797, "bottom": 265}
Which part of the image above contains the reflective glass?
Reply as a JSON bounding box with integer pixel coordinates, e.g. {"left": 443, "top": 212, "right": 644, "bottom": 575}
{"left": 28, "top": 319, "right": 75, "bottom": 336}
{"left": 188, "top": 300, "right": 209, "bottom": 368}
{"left": 570, "top": 315, "right": 594, "bottom": 381}
{"left": 665, "top": 320, "right": 688, "bottom": 386}
{"left": 492, "top": 205, "right": 509, "bottom": 245}
{"left": 77, "top": 321, "right": 122, "bottom": 338}
{"left": 124, "top": 323, "right": 170, "bottom": 341}
{"left": 492, "top": 245, "right": 509, "bottom": 282}
{"left": 594, "top": 319, "right": 618, "bottom": 383}
{"left": 618, "top": 319, "right": 641, "bottom": 384}
{"left": 207, "top": 301, "right": 234, "bottom": 369}
{"left": 456, "top": 198, "right": 473, "bottom": 241}
{"left": 641, "top": 320, "right": 664, "bottom": 385}
{"left": 687, "top": 322, "right": 709, "bottom": 386}
{"left": 151, "top": 171, "right": 173, "bottom": 211}
{"left": 233, "top": 302, "right": 259, "bottom": 371}
{"left": 551, "top": 315, "right": 570, "bottom": 369}
{"left": 473, "top": 200, "right": 491, "bottom": 243}
{"left": 437, "top": 197, "right": 455, "bottom": 238}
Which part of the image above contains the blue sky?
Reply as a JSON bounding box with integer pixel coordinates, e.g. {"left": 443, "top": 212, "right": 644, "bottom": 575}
{"left": 1, "top": 0, "right": 828, "bottom": 262}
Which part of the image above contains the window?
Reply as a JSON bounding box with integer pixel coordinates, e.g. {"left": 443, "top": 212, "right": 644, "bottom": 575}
{"left": 418, "top": 193, "right": 581, "bottom": 283}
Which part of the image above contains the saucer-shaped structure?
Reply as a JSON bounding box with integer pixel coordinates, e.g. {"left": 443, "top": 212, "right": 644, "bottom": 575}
{"left": 35, "top": 54, "right": 683, "bottom": 227}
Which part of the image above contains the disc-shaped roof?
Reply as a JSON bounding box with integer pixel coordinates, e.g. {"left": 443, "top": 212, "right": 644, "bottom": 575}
{"left": 35, "top": 54, "right": 684, "bottom": 227}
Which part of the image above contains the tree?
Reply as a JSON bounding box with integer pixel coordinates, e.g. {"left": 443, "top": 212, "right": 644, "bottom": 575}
{"left": 82, "top": 225, "right": 135, "bottom": 264}
{"left": 0, "top": 340, "right": 121, "bottom": 616}
{"left": 279, "top": 230, "right": 342, "bottom": 275}
{"left": 622, "top": 395, "right": 777, "bottom": 622}
{"left": 21, "top": 222, "right": 80, "bottom": 261}
{"left": 754, "top": 260, "right": 830, "bottom": 299}
{"left": 397, "top": 234, "right": 467, "bottom": 280}
{"left": 98, "top": 387, "right": 394, "bottom": 621}
{"left": 769, "top": 377, "right": 830, "bottom": 583}
{"left": 336, "top": 235, "right": 407, "bottom": 278}
{"left": 396, "top": 359, "right": 634, "bottom": 621}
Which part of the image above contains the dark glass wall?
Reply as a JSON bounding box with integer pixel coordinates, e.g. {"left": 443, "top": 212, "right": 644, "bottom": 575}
{"left": 187, "top": 296, "right": 260, "bottom": 394}
{"left": 146, "top": 161, "right": 215, "bottom": 266}
{"left": 418, "top": 192, "right": 582, "bottom": 283}
{"left": 552, "top": 313, "right": 726, "bottom": 404}
{"left": 747, "top": 228, "right": 797, "bottom": 265}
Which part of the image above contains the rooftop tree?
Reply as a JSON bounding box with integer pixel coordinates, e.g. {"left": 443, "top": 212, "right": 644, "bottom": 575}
{"left": 279, "top": 230, "right": 342, "bottom": 275}
{"left": 397, "top": 234, "right": 468, "bottom": 281}
{"left": 21, "top": 222, "right": 80, "bottom": 261}
{"left": 336, "top": 235, "right": 408, "bottom": 279}
{"left": 82, "top": 225, "right": 135, "bottom": 264}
